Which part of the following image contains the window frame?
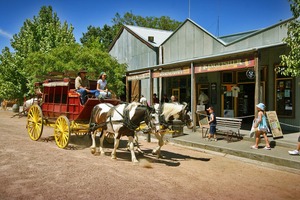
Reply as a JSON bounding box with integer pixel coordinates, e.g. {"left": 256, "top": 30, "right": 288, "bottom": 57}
{"left": 274, "top": 66, "right": 295, "bottom": 118}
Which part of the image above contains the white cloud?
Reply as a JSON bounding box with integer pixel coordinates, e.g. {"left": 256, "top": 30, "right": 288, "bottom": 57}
{"left": 0, "top": 29, "right": 13, "bottom": 39}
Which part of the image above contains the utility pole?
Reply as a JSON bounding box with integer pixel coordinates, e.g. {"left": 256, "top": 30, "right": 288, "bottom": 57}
{"left": 189, "top": 0, "right": 190, "bottom": 18}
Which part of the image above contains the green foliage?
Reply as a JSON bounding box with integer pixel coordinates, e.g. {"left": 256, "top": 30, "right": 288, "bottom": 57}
{"left": 11, "top": 6, "right": 75, "bottom": 59}
{"left": 23, "top": 44, "right": 127, "bottom": 96}
{"left": 0, "top": 5, "right": 77, "bottom": 100}
{"left": 81, "top": 12, "right": 182, "bottom": 50}
{"left": 2, "top": 7, "right": 183, "bottom": 100}
{"left": 0, "top": 48, "right": 27, "bottom": 101}
{"left": 112, "top": 12, "right": 181, "bottom": 31}
{"left": 279, "top": 0, "right": 300, "bottom": 77}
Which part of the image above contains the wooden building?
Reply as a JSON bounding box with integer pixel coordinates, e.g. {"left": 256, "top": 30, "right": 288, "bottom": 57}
{"left": 109, "top": 18, "right": 299, "bottom": 132}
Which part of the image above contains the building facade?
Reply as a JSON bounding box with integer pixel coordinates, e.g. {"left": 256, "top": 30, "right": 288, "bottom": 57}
{"left": 109, "top": 18, "right": 299, "bottom": 132}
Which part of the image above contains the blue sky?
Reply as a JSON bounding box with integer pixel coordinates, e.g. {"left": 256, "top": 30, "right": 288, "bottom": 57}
{"left": 0, "top": 0, "right": 293, "bottom": 52}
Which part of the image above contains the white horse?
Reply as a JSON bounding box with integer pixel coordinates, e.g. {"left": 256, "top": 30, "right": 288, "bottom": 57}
{"left": 23, "top": 98, "right": 39, "bottom": 112}
{"left": 89, "top": 102, "right": 154, "bottom": 163}
{"left": 150, "top": 102, "right": 193, "bottom": 158}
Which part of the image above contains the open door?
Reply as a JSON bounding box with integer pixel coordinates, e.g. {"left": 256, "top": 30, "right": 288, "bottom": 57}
{"left": 221, "top": 84, "right": 238, "bottom": 117}
{"left": 130, "top": 80, "right": 140, "bottom": 102}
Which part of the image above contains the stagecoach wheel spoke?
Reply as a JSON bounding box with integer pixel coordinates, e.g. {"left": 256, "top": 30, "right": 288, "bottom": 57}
{"left": 27, "top": 105, "right": 43, "bottom": 141}
{"left": 54, "top": 116, "right": 70, "bottom": 149}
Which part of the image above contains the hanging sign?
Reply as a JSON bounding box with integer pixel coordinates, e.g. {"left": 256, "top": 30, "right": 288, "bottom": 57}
{"left": 195, "top": 58, "right": 255, "bottom": 73}
{"left": 152, "top": 67, "right": 190, "bottom": 78}
{"left": 127, "top": 72, "right": 150, "bottom": 81}
{"left": 246, "top": 69, "right": 255, "bottom": 79}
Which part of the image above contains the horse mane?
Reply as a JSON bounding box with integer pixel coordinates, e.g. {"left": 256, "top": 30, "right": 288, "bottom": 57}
{"left": 161, "top": 103, "right": 183, "bottom": 121}
{"left": 125, "top": 102, "right": 141, "bottom": 111}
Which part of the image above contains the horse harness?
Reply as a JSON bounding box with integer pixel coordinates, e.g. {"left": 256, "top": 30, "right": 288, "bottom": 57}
{"left": 110, "top": 104, "right": 152, "bottom": 132}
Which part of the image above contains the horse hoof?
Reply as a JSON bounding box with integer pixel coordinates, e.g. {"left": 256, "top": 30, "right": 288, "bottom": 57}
{"left": 90, "top": 148, "right": 96, "bottom": 154}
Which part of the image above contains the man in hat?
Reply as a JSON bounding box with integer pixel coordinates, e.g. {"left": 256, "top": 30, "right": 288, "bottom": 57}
{"left": 75, "top": 68, "right": 98, "bottom": 104}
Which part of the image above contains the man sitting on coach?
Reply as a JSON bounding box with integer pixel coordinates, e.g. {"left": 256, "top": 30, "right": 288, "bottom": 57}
{"left": 75, "top": 68, "right": 98, "bottom": 104}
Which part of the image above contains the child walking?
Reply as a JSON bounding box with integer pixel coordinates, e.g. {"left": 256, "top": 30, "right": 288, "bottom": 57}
{"left": 251, "top": 103, "right": 271, "bottom": 150}
{"left": 207, "top": 106, "right": 217, "bottom": 141}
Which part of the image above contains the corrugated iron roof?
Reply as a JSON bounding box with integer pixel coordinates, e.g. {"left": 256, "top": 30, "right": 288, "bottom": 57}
{"left": 218, "top": 30, "right": 260, "bottom": 44}
{"left": 125, "top": 25, "right": 173, "bottom": 47}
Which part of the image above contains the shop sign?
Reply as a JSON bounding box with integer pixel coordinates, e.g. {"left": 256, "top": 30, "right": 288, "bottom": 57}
{"left": 246, "top": 69, "right": 255, "bottom": 79}
{"left": 266, "top": 111, "right": 284, "bottom": 139}
{"left": 195, "top": 58, "right": 255, "bottom": 73}
{"left": 152, "top": 67, "right": 190, "bottom": 78}
{"left": 127, "top": 72, "right": 150, "bottom": 81}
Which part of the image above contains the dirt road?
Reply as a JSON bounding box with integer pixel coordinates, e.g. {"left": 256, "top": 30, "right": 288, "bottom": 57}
{"left": 0, "top": 110, "right": 299, "bottom": 200}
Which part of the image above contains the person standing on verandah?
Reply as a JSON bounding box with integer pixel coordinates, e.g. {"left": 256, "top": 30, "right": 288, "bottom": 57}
{"left": 250, "top": 103, "right": 271, "bottom": 150}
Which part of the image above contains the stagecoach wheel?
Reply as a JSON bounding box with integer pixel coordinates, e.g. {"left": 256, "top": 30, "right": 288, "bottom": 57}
{"left": 54, "top": 116, "right": 70, "bottom": 149}
{"left": 27, "top": 105, "right": 43, "bottom": 141}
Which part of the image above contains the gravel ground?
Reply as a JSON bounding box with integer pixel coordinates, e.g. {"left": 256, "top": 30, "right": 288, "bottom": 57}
{"left": 0, "top": 110, "right": 299, "bottom": 200}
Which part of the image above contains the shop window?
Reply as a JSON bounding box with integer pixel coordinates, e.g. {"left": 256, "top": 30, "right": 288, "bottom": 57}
{"left": 222, "top": 72, "right": 233, "bottom": 83}
{"left": 172, "top": 88, "right": 180, "bottom": 102}
{"left": 275, "top": 72, "right": 294, "bottom": 117}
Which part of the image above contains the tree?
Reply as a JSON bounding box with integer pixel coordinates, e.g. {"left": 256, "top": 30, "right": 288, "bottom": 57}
{"left": 0, "top": 6, "right": 77, "bottom": 100}
{"left": 80, "top": 26, "right": 102, "bottom": 46}
{"left": 279, "top": 0, "right": 300, "bottom": 77}
{"left": 23, "top": 43, "right": 127, "bottom": 96}
{"left": 111, "top": 12, "right": 181, "bottom": 31}
{"left": 0, "top": 47, "right": 27, "bottom": 101}
{"left": 81, "top": 12, "right": 182, "bottom": 50}
{"left": 11, "top": 6, "right": 75, "bottom": 59}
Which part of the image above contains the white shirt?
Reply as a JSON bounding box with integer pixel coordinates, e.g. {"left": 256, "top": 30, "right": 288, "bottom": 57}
{"left": 97, "top": 79, "right": 107, "bottom": 90}
{"left": 231, "top": 86, "right": 240, "bottom": 97}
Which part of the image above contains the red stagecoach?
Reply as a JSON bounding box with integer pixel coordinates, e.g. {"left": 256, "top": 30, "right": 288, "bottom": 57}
{"left": 26, "top": 73, "right": 120, "bottom": 149}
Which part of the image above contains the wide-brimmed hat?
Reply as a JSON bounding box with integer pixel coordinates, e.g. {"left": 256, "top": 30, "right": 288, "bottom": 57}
{"left": 256, "top": 103, "right": 265, "bottom": 111}
{"left": 78, "top": 68, "right": 87, "bottom": 75}
{"left": 98, "top": 72, "right": 107, "bottom": 79}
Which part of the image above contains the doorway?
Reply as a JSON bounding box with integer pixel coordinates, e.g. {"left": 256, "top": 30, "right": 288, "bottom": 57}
{"left": 221, "top": 84, "right": 237, "bottom": 117}
{"left": 237, "top": 84, "right": 255, "bottom": 120}
{"left": 221, "top": 83, "right": 255, "bottom": 119}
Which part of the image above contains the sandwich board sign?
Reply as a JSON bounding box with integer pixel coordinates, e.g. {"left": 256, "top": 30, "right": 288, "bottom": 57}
{"left": 266, "top": 111, "right": 283, "bottom": 139}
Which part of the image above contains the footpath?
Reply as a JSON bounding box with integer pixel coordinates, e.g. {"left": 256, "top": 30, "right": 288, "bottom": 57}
{"left": 168, "top": 127, "right": 300, "bottom": 170}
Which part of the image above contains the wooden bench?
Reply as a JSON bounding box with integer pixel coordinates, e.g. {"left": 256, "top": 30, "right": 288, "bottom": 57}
{"left": 196, "top": 111, "right": 243, "bottom": 141}
{"left": 216, "top": 117, "right": 242, "bottom": 141}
